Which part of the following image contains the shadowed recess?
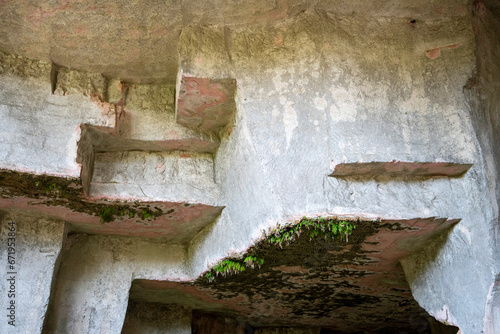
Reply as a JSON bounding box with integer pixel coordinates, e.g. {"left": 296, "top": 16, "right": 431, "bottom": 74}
{"left": 127, "top": 217, "right": 459, "bottom": 333}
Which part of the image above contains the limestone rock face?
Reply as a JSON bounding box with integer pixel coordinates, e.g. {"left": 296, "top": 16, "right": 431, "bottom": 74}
{"left": 0, "top": 1, "right": 499, "bottom": 333}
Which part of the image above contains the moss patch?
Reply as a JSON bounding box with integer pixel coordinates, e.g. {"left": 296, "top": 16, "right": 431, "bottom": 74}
{"left": 0, "top": 169, "right": 165, "bottom": 223}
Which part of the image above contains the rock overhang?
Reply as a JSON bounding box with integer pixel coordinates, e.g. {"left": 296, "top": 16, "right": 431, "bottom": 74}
{"left": 128, "top": 216, "right": 460, "bottom": 332}
{"left": 0, "top": 0, "right": 474, "bottom": 83}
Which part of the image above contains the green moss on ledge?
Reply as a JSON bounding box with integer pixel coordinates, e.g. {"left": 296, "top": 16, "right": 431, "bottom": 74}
{"left": 0, "top": 169, "right": 166, "bottom": 223}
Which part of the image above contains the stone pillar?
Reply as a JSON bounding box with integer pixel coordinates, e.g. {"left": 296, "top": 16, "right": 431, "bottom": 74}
{"left": 42, "top": 234, "right": 132, "bottom": 334}
{"left": 0, "top": 212, "right": 65, "bottom": 334}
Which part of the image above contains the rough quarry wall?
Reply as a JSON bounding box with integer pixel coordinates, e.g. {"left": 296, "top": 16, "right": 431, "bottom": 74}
{"left": 183, "top": 10, "right": 496, "bottom": 333}
{"left": 0, "top": 1, "right": 499, "bottom": 333}
{"left": 467, "top": 0, "right": 500, "bottom": 332}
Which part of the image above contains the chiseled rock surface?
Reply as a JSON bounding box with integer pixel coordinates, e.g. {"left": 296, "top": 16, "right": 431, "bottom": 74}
{"left": 0, "top": 68, "right": 112, "bottom": 177}
{"left": 42, "top": 234, "right": 188, "bottom": 334}
{"left": 0, "top": 0, "right": 499, "bottom": 333}
{"left": 0, "top": 212, "right": 65, "bottom": 334}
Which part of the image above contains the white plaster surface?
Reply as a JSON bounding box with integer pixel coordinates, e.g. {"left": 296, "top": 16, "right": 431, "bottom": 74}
{"left": 0, "top": 74, "right": 111, "bottom": 177}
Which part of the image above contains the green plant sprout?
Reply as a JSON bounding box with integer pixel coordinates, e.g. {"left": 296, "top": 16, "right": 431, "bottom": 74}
{"left": 204, "top": 256, "right": 265, "bottom": 282}
{"left": 203, "top": 217, "right": 355, "bottom": 283}
{"left": 98, "top": 207, "right": 114, "bottom": 223}
{"left": 244, "top": 255, "right": 265, "bottom": 268}
{"left": 267, "top": 217, "right": 356, "bottom": 248}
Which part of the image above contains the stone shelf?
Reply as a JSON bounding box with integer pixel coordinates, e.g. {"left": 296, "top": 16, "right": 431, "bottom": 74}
{"left": 329, "top": 161, "right": 472, "bottom": 178}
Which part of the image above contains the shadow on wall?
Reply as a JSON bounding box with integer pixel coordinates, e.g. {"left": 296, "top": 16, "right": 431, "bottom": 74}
{"left": 400, "top": 223, "right": 456, "bottom": 292}
{"left": 484, "top": 274, "right": 500, "bottom": 334}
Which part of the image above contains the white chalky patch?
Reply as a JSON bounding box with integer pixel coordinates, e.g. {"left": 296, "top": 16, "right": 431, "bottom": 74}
{"left": 329, "top": 86, "right": 357, "bottom": 122}
{"left": 282, "top": 98, "right": 298, "bottom": 149}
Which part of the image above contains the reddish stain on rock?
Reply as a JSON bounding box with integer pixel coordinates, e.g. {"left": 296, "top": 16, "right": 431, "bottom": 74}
{"left": 330, "top": 161, "right": 472, "bottom": 178}
{"left": 425, "top": 48, "right": 441, "bottom": 59}
{"left": 177, "top": 76, "right": 236, "bottom": 134}
{"left": 274, "top": 35, "right": 283, "bottom": 47}
{"left": 26, "top": 0, "right": 71, "bottom": 28}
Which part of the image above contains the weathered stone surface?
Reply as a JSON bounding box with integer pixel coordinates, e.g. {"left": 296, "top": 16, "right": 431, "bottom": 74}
{"left": 0, "top": 170, "right": 224, "bottom": 243}
{"left": 0, "top": 212, "right": 65, "bottom": 334}
{"left": 469, "top": 0, "right": 500, "bottom": 302}
{"left": 53, "top": 66, "right": 107, "bottom": 100}
{"left": 177, "top": 76, "right": 237, "bottom": 136}
{"left": 0, "top": 50, "right": 51, "bottom": 78}
{"left": 0, "top": 70, "right": 112, "bottom": 177}
{"left": 129, "top": 217, "right": 458, "bottom": 332}
{"left": 0, "top": 1, "right": 499, "bottom": 333}
{"left": 179, "top": 11, "right": 493, "bottom": 334}
{"left": 91, "top": 151, "right": 221, "bottom": 205}
{"left": 125, "top": 83, "right": 175, "bottom": 113}
{"left": 0, "top": 0, "right": 312, "bottom": 83}
{"left": 484, "top": 275, "right": 500, "bottom": 334}
{"left": 106, "top": 78, "right": 124, "bottom": 104}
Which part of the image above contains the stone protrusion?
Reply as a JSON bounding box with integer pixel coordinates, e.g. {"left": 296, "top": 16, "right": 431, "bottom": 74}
{"left": 75, "top": 75, "right": 235, "bottom": 201}
{"left": 127, "top": 217, "right": 459, "bottom": 333}
{"left": 53, "top": 66, "right": 107, "bottom": 100}
{"left": 106, "top": 78, "right": 125, "bottom": 104}
{"left": 177, "top": 76, "right": 237, "bottom": 136}
{"left": 329, "top": 161, "right": 472, "bottom": 178}
{"left": 76, "top": 125, "right": 96, "bottom": 196}
{"left": 0, "top": 50, "right": 52, "bottom": 79}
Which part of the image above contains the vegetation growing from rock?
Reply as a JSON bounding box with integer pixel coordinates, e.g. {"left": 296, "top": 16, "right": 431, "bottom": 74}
{"left": 203, "top": 217, "right": 356, "bottom": 283}
{"left": 266, "top": 216, "right": 356, "bottom": 247}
